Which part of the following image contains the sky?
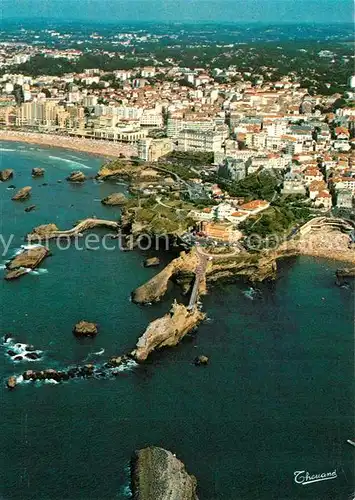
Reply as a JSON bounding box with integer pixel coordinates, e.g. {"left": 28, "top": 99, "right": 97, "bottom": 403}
{"left": 1, "top": 0, "right": 353, "bottom": 24}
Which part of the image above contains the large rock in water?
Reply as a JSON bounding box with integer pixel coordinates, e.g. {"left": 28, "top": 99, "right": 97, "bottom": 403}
{"left": 0, "top": 169, "right": 14, "bottom": 181}
{"left": 66, "top": 171, "right": 86, "bottom": 182}
{"left": 7, "top": 376, "right": 17, "bottom": 390}
{"left": 12, "top": 186, "right": 32, "bottom": 201}
{"left": 73, "top": 321, "right": 98, "bottom": 337}
{"left": 144, "top": 257, "right": 160, "bottom": 268}
{"left": 32, "top": 167, "right": 45, "bottom": 177}
{"left": 131, "top": 446, "right": 198, "bottom": 500}
{"left": 101, "top": 193, "right": 127, "bottom": 206}
{"left": 27, "top": 223, "right": 59, "bottom": 241}
{"left": 5, "top": 246, "right": 50, "bottom": 280}
{"left": 132, "top": 301, "right": 205, "bottom": 362}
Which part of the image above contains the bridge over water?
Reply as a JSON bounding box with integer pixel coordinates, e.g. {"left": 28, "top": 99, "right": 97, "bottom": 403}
{"left": 187, "top": 254, "right": 209, "bottom": 311}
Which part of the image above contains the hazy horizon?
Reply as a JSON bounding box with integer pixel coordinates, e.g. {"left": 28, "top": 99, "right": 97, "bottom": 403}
{"left": 1, "top": 0, "right": 353, "bottom": 24}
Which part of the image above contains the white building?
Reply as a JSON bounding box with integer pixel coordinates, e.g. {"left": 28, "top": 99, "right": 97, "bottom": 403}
{"left": 177, "top": 129, "right": 224, "bottom": 152}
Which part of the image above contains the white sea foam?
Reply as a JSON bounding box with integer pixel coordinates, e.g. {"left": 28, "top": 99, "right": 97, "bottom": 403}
{"left": 0, "top": 264, "right": 6, "bottom": 270}
{"left": 14, "top": 343, "right": 28, "bottom": 352}
{"left": 94, "top": 348, "right": 105, "bottom": 356}
{"left": 48, "top": 155, "right": 92, "bottom": 170}
{"left": 30, "top": 268, "right": 48, "bottom": 275}
{"left": 121, "top": 485, "right": 132, "bottom": 498}
{"left": 117, "top": 359, "right": 138, "bottom": 372}
{"left": 0, "top": 147, "right": 16, "bottom": 152}
{"left": 11, "top": 244, "right": 44, "bottom": 258}
{"left": 15, "top": 375, "right": 24, "bottom": 384}
{"left": 44, "top": 379, "right": 59, "bottom": 384}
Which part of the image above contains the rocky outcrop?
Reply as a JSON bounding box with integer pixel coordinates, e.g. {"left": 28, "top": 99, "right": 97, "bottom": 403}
{"left": 12, "top": 186, "right": 32, "bottom": 201}
{"left": 132, "top": 301, "right": 205, "bottom": 362}
{"left": 0, "top": 169, "right": 14, "bottom": 181}
{"left": 206, "top": 252, "right": 277, "bottom": 284}
{"left": 27, "top": 218, "right": 119, "bottom": 241}
{"left": 7, "top": 376, "right": 17, "bottom": 389}
{"left": 5, "top": 268, "right": 30, "bottom": 281}
{"left": 5, "top": 245, "right": 50, "bottom": 280}
{"left": 336, "top": 267, "right": 355, "bottom": 279}
{"left": 143, "top": 257, "right": 160, "bottom": 268}
{"left": 101, "top": 192, "right": 127, "bottom": 206}
{"left": 73, "top": 321, "right": 98, "bottom": 338}
{"left": 335, "top": 267, "right": 355, "bottom": 286}
{"left": 194, "top": 355, "right": 209, "bottom": 366}
{"left": 27, "top": 223, "right": 59, "bottom": 240}
{"left": 96, "top": 161, "right": 140, "bottom": 181}
{"left": 132, "top": 251, "right": 199, "bottom": 304}
{"left": 66, "top": 171, "right": 86, "bottom": 182}
{"left": 131, "top": 446, "right": 198, "bottom": 500}
{"left": 32, "top": 168, "right": 45, "bottom": 177}
{"left": 24, "top": 205, "right": 36, "bottom": 213}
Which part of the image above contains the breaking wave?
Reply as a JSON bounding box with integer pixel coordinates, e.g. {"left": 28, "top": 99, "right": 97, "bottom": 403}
{"left": 48, "top": 155, "right": 92, "bottom": 170}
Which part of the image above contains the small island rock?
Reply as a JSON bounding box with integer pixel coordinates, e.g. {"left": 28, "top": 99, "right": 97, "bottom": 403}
{"left": 144, "top": 257, "right": 160, "bottom": 268}
{"left": 73, "top": 321, "right": 98, "bottom": 337}
{"left": 0, "top": 169, "right": 14, "bottom": 182}
{"left": 32, "top": 168, "right": 45, "bottom": 178}
{"left": 194, "top": 355, "right": 209, "bottom": 366}
{"left": 12, "top": 186, "right": 32, "bottom": 201}
{"left": 7, "top": 376, "right": 17, "bottom": 389}
{"left": 66, "top": 171, "right": 86, "bottom": 183}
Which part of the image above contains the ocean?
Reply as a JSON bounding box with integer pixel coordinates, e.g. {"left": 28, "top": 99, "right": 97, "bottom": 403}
{"left": 0, "top": 141, "right": 354, "bottom": 500}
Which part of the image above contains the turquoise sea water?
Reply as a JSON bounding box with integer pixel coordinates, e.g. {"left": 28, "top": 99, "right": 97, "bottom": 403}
{"left": 0, "top": 141, "right": 354, "bottom": 500}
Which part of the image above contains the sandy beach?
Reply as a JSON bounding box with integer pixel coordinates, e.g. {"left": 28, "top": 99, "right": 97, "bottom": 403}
{"left": 0, "top": 129, "right": 137, "bottom": 159}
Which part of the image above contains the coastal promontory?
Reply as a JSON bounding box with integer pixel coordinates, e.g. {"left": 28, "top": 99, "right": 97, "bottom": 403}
{"left": 101, "top": 192, "right": 127, "bottom": 206}
{"left": 131, "top": 446, "right": 198, "bottom": 500}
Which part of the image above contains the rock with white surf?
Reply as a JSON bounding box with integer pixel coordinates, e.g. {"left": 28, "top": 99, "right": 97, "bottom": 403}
{"left": 5, "top": 245, "right": 50, "bottom": 280}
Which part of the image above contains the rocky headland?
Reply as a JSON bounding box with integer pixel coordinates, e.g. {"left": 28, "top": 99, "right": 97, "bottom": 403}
{"left": 96, "top": 160, "right": 142, "bottom": 181}
{"left": 101, "top": 192, "right": 127, "bottom": 206}
{"left": 132, "top": 248, "right": 277, "bottom": 305}
{"left": 130, "top": 446, "right": 198, "bottom": 500}
{"left": 132, "top": 251, "right": 199, "bottom": 304}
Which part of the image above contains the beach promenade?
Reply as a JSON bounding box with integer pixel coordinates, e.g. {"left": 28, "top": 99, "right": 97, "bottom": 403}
{"left": 0, "top": 130, "right": 137, "bottom": 159}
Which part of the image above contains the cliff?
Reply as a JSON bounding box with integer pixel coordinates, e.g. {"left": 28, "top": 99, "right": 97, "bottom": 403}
{"left": 207, "top": 252, "right": 278, "bottom": 284}
{"left": 96, "top": 161, "right": 142, "bottom": 180}
{"left": 132, "top": 249, "right": 276, "bottom": 304}
{"left": 132, "top": 251, "right": 199, "bottom": 304}
{"left": 131, "top": 446, "right": 198, "bottom": 500}
{"left": 132, "top": 301, "right": 205, "bottom": 362}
